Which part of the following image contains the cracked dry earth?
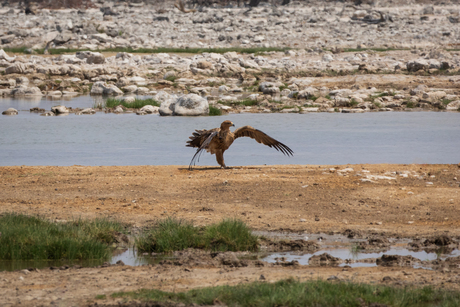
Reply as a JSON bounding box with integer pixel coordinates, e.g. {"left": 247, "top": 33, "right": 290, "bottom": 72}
{"left": 0, "top": 164, "right": 460, "bottom": 306}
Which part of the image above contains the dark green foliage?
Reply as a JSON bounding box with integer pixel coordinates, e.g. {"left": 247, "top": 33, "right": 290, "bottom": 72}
{"left": 165, "top": 75, "right": 177, "bottom": 82}
{"left": 349, "top": 99, "right": 359, "bottom": 107}
{"left": 209, "top": 105, "right": 222, "bottom": 116}
{"left": 111, "top": 278, "right": 460, "bottom": 307}
{"left": 135, "top": 218, "right": 202, "bottom": 253}
{"left": 203, "top": 219, "right": 258, "bottom": 252}
{"left": 105, "top": 98, "right": 159, "bottom": 109}
{"left": 3, "top": 46, "right": 290, "bottom": 56}
{"left": 218, "top": 99, "right": 258, "bottom": 107}
{"left": 135, "top": 218, "right": 258, "bottom": 253}
{"left": 0, "top": 214, "right": 124, "bottom": 260}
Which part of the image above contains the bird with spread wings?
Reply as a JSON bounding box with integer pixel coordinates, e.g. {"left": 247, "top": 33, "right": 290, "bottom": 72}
{"left": 186, "top": 120, "right": 293, "bottom": 169}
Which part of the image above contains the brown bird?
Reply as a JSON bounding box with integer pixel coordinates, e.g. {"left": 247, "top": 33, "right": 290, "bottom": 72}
{"left": 186, "top": 120, "right": 293, "bottom": 169}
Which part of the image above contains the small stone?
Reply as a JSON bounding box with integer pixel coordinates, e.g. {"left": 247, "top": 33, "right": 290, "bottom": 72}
{"left": 299, "top": 218, "right": 306, "bottom": 222}
{"left": 259, "top": 274, "right": 266, "bottom": 280}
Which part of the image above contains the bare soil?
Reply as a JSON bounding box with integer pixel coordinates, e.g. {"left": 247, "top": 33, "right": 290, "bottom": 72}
{"left": 1, "top": 164, "right": 460, "bottom": 306}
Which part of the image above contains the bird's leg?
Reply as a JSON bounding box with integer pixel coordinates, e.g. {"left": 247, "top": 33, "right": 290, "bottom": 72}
{"left": 216, "top": 151, "right": 227, "bottom": 168}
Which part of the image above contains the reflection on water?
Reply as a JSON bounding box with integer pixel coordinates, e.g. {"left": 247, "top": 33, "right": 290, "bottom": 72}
{"left": 0, "top": 248, "right": 177, "bottom": 272}
{"left": 261, "top": 247, "right": 460, "bottom": 268}
{"left": 1, "top": 95, "right": 459, "bottom": 166}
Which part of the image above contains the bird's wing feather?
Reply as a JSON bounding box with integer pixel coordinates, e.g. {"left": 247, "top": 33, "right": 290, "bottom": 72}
{"left": 233, "top": 126, "right": 294, "bottom": 156}
{"left": 189, "top": 131, "right": 219, "bottom": 169}
{"left": 186, "top": 128, "right": 218, "bottom": 148}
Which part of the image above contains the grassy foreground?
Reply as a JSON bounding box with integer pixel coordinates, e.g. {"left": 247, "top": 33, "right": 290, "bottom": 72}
{"left": 0, "top": 213, "right": 125, "bottom": 260}
{"left": 109, "top": 278, "right": 460, "bottom": 307}
{"left": 135, "top": 218, "right": 258, "bottom": 253}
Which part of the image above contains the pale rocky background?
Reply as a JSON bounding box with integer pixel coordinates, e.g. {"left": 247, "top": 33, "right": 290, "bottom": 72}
{"left": 1, "top": 0, "right": 460, "bottom": 115}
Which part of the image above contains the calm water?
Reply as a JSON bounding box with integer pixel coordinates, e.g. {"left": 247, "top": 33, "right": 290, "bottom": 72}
{"left": 0, "top": 96, "right": 459, "bottom": 166}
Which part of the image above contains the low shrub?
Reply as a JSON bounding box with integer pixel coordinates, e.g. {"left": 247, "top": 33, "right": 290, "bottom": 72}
{"left": 136, "top": 218, "right": 258, "bottom": 253}
{"left": 0, "top": 214, "right": 124, "bottom": 260}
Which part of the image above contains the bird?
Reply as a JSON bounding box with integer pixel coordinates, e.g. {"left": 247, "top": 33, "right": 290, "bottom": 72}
{"left": 186, "top": 120, "right": 293, "bottom": 169}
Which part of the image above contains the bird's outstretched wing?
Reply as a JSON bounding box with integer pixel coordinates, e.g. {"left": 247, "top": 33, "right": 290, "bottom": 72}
{"left": 188, "top": 131, "right": 218, "bottom": 169}
{"left": 233, "top": 126, "right": 294, "bottom": 156}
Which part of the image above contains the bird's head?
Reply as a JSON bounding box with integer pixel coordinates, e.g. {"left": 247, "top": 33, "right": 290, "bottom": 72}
{"left": 221, "top": 120, "right": 235, "bottom": 129}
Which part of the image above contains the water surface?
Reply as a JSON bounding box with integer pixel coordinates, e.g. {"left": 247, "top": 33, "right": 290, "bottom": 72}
{"left": 1, "top": 96, "right": 459, "bottom": 166}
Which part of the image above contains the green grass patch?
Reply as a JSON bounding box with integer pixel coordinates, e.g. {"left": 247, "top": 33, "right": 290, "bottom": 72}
{"left": 349, "top": 99, "right": 359, "bottom": 107}
{"left": 372, "top": 91, "right": 394, "bottom": 98}
{"left": 135, "top": 218, "right": 258, "bottom": 254}
{"left": 164, "top": 75, "right": 177, "bottom": 82}
{"left": 95, "top": 294, "right": 107, "bottom": 300}
{"left": 111, "top": 278, "right": 460, "bottom": 306}
{"left": 0, "top": 213, "right": 125, "bottom": 261}
{"left": 3, "top": 46, "right": 290, "bottom": 55}
{"left": 104, "top": 97, "right": 159, "bottom": 109}
{"left": 442, "top": 99, "right": 454, "bottom": 105}
{"left": 219, "top": 99, "right": 258, "bottom": 107}
{"left": 209, "top": 105, "right": 222, "bottom": 116}
{"left": 341, "top": 47, "right": 410, "bottom": 53}
{"left": 203, "top": 219, "right": 258, "bottom": 252}
{"left": 406, "top": 101, "right": 415, "bottom": 108}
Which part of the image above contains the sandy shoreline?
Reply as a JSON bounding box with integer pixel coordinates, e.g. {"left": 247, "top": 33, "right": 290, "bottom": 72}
{"left": 1, "top": 163, "right": 460, "bottom": 306}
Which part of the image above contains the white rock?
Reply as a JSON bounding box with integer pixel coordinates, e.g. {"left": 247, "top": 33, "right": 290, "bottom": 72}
{"left": 173, "top": 94, "right": 209, "bottom": 116}
{"left": 51, "top": 105, "right": 69, "bottom": 114}
{"left": 446, "top": 100, "right": 460, "bottom": 110}
{"left": 0, "top": 49, "right": 15, "bottom": 62}
{"left": 140, "top": 105, "right": 159, "bottom": 114}
{"left": 159, "top": 97, "right": 176, "bottom": 116}
{"left": 122, "top": 85, "right": 138, "bottom": 92}
{"left": 75, "top": 51, "right": 105, "bottom": 64}
{"left": 90, "top": 81, "right": 123, "bottom": 95}
{"left": 135, "top": 87, "right": 149, "bottom": 94}
{"left": 121, "top": 96, "right": 136, "bottom": 103}
{"left": 2, "top": 108, "right": 18, "bottom": 115}
{"left": 76, "top": 108, "right": 96, "bottom": 115}
{"left": 11, "top": 85, "right": 42, "bottom": 96}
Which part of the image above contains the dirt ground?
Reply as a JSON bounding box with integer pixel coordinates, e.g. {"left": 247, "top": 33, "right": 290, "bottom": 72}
{"left": 1, "top": 163, "right": 460, "bottom": 306}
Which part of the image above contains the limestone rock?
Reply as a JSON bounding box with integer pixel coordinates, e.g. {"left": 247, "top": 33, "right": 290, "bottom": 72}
{"left": 11, "top": 85, "right": 42, "bottom": 96}
{"left": 0, "top": 49, "right": 15, "bottom": 62}
{"left": 140, "top": 105, "right": 159, "bottom": 114}
{"left": 76, "top": 108, "right": 96, "bottom": 115}
{"left": 90, "top": 81, "right": 123, "bottom": 95}
{"left": 446, "top": 100, "right": 460, "bottom": 111}
{"left": 159, "top": 97, "right": 176, "bottom": 116}
{"left": 76, "top": 51, "right": 105, "bottom": 64}
{"left": 51, "top": 105, "right": 69, "bottom": 114}
{"left": 5, "top": 63, "right": 35, "bottom": 75}
{"left": 2, "top": 108, "right": 18, "bottom": 115}
{"left": 173, "top": 94, "right": 209, "bottom": 116}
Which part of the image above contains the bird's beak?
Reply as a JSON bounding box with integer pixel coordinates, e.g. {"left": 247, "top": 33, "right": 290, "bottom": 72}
{"left": 232, "top": 123, "right": 235, "bottom": 127}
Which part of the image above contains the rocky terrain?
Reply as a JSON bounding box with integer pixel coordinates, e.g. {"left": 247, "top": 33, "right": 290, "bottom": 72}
{"left": 1, "top": 163, "right": 460, "bottom": 306}
{"left": 1, "top": 0, "right": 460, "bottom": 115}
{"left": 1, "top": 1, "right": 460, "bottom": 304}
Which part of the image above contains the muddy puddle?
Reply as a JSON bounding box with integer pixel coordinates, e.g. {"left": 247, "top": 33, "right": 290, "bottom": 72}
{"left": 261, "top": 247, "right": 460, "bottom": 269}
{"left": 1, "top": 232, "right": 459, "bottom": 272}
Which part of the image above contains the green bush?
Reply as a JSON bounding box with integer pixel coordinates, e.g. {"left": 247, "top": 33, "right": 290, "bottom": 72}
{"left": 209, "top": 105, "right": 222, "bottom": 116}
{"left": 204, "top": 219, "right": 258, "bottom": 252}
{"left": 135, "top": 218, "right": 202, "bottom": 253}
{"left": 136, "top": 218, "right": 258, "bottom": 253}
{"left": 0, "top": 214, "right": 124, "bottom": 260}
